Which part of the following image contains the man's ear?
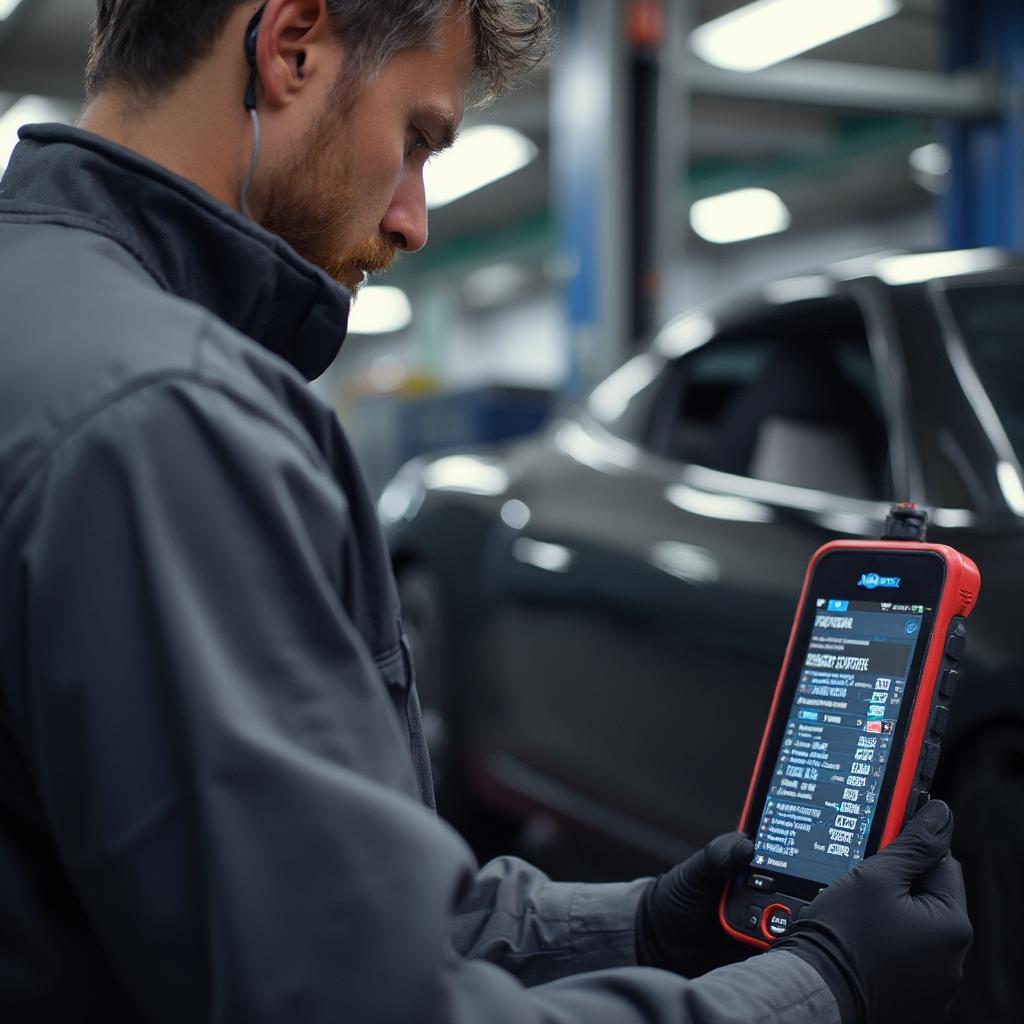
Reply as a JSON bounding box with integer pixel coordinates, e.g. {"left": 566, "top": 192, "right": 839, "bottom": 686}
{"left": 253, "top": 0, "right": 334, "bottom": 107}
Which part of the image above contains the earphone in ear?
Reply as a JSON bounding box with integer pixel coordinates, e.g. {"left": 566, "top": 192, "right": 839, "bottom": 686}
{"left": 243, "top": 5, "right": 266, "bottom": 111}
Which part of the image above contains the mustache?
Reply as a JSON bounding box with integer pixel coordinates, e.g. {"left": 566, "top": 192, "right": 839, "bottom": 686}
{"left": 326, "top": 236, "right": 399, "bottom": 285}
{"left": 353, "top": 236, "right": 399, "bottom": 274}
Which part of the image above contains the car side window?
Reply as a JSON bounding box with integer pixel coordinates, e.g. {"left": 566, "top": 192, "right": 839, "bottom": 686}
{"left": 645, "top": 298, "right": 892, "bottom": 501}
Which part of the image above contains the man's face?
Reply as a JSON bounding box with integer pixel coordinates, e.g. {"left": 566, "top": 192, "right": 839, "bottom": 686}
{"left": 258, "top": 6, "right": 474, "bottom": 292}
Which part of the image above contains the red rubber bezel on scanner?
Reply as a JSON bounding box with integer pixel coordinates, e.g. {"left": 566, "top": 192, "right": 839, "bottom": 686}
{"left": 719, "top": 539, "right": 980, "bottom": 949}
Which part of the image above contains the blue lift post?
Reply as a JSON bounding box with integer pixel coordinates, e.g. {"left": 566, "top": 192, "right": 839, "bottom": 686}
{"left": 550, "top": 0, "right": 680, "bottom": 395}
{"left": 945, "top": 0, "right": 1024, "bottom": 250}
{"left": 549, "top": 0, "right": 629, "bottom": 397}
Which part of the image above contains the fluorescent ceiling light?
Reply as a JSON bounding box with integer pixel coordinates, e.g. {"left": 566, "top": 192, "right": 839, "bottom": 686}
{"left": 691, "top": 0, "right": 902, "bottom": 73}
{"left": 463, "top": 262, "right": 529, "bottom": 308}
{"left": 909, "top": 142, "right": 951, "bottom": 195}
{"left": 0, "top": 95, "right": 68, "bottom": 173}
{"left": 365, "top": 354, "right": 407, "bottom": 392}
{"left": 0, "top": 0, "right": 25, "bottom": 21}
{"left": 909, "top": 143, "right": 950, "bottom": 177}
{"left": 690, "top": 188, "right": 791, "bottom": 245}
{"left": 347, "top": 286, "right": 412, "bottom": 334}
{"left": 425, "top": 125, "right": 537, "bottom": 210}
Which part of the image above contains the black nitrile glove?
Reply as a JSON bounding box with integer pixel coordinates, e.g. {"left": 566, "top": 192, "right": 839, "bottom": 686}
{"left": 635, "top": 831, "right": 755, "bottom": 977}
{"left": 775, "top": 799, "right": 972, "bottom": 1024}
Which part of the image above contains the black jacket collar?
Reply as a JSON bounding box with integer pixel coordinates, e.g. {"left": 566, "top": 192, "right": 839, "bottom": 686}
{"left": 0, "top": 123, "right": 349, "bottom": 381}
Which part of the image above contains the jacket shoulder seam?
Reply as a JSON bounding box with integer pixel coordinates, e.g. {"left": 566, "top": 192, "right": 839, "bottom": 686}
{"left": 0, "top": 205, "right": 171, "bottom": 291}
{"left": 0, "top": 343, "right": 333, "bottom": 534}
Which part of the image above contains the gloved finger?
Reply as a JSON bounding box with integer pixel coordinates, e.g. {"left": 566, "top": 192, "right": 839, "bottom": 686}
{"left": 705, "top": 831, "right": 756, "bottom": 876}
{"left": 864, "top": 800, "right": 953, "bottom": 889}
{"left": 670, "top": 832, "right": 754, "bottom": 899}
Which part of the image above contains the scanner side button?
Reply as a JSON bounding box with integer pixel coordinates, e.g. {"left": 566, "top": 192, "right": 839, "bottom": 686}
{"left": 920, "top": 741, "right": 941, "bottom": 782}
{"left": 939, "top": 668, "right": 959, "bottom": 699}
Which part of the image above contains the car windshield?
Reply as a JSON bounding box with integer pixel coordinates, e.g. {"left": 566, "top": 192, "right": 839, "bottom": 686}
{"left": 943, "top": 281, "right": 1024, "bottom": 463}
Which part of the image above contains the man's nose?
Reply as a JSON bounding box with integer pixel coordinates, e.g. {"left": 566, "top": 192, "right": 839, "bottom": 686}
{"left": 381, "top": 174, "right": 428, "bottom": 253}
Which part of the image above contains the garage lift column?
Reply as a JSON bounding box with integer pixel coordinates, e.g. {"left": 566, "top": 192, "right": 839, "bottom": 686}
{"left": 944, "top": 0, "right": 1024, "bottom": 249}
{"left": 550, "top": 0, "right": 683, "bottom": 392}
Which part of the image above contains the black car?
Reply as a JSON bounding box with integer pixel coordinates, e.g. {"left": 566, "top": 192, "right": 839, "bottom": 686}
{"left": 382, "top": 249, "right": 1024, "bottom": 1022}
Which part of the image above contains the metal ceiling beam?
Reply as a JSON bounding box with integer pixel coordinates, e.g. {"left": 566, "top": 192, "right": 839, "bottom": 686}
{"left": 684, "top": 58, "right": 1004, "bottom": 120}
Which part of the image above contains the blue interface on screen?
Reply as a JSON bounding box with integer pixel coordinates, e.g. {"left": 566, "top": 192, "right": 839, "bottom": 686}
{"left": 752, "top": 598, "right": 926, "bottom": 885}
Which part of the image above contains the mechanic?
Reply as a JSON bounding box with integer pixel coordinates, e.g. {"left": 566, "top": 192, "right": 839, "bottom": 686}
{"left": 0, "top": 1, "right": 971, "bottom": 1022}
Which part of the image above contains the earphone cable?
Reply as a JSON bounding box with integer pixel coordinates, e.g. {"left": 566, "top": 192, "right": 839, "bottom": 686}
{"left": 240, "top": 106, "right": 261, "bottom": 219}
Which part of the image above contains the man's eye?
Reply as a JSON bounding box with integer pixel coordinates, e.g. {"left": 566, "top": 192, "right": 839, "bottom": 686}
{"left": 408, "top": 130, "right": 431, "bottom": 157}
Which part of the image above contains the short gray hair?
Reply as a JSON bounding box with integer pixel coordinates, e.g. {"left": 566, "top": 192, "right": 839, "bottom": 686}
{"left": 86, "top": 0, "right": 549, "bottom": 102}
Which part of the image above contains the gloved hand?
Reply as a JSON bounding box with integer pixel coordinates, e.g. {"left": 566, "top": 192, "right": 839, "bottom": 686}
{"left": 635, "top": 831, "right": 755, "bottom": 977}
{"left": 775, "top": 799, "right": 972, "bottom": 1024}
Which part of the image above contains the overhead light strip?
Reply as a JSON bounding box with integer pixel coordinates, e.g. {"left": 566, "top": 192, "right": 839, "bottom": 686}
{"left": 425, "top": 125, "right": 537, "bottom": 210}
{"left": 691, "top": 0, "right": 903, "bottom": 74}
{"left": 0, "top": 95, "right": 70, "bottom": 173}
{"left": 690, "top": 187, "right": 791, "bottom": 245}
{"left": 0, "top": 0, "right": 25, "bottom": 22}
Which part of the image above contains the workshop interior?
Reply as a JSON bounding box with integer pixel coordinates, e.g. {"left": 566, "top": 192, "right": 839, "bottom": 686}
{"left": 1, "top": 1, "right": 1022, "bottom": 1021}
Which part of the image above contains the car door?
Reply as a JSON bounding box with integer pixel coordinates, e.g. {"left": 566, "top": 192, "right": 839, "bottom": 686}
{"left": 476, "top": 289, "right": 904, "bottom": 861}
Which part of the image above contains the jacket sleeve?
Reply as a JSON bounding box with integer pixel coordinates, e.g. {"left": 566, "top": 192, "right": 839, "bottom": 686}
{"left": 2, "top": 373, "right": 839, "bottom": 1024}
{"left": 453, "top": 856, "right": 650, "bottom": 984}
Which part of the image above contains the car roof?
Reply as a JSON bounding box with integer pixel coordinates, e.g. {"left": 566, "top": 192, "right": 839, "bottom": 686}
{"left": 653, "top": 248, "right": 1024, "bottom": 360}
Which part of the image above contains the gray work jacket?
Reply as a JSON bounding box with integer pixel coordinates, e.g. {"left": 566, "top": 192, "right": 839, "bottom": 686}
{"left": 0, "top": 124, "right": 838, "bottom": 1024}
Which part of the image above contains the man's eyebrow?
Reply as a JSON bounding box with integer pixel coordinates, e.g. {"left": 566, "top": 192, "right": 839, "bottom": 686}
{"left": 417, "top": 106, "right": 460, "bottom": 152}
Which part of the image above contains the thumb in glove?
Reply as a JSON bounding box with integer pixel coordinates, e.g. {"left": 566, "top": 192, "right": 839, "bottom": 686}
{"left": 636, "top": 831, "right": 754, "bottom": 977}
{"left": 858, "top": 797, "right": 953, "bottom": 887}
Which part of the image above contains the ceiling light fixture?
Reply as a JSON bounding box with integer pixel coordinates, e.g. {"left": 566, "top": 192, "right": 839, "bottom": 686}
{"left": 0, "top": 0, "right": 25, "bottom": 21}
{"left": 463, "top": 262, "right": 530, "bottom": 309}
{"left": 346, "top": 286, "right": 412, "bottom": 335}
{"left": 425, "top": 125, "right": 537, "bottom": 210}
{"left": 908, "top": 142, "right": 951, "bottom": 195}
{"left": 690, "top": 187, "right": 791, "bottom": 245}
{"left": 0, "top": 95, "right": 68, "bottom": 172}
{"left": 909, "top": 142, "right": 951, "bottom": 177}
{"left": 691, "top": 0, "right": 902, "bottom": 73}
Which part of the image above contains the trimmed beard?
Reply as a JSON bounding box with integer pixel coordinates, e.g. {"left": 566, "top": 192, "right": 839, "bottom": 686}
{"left": 255, "top": 100, "right": 398, "bottom": 290}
